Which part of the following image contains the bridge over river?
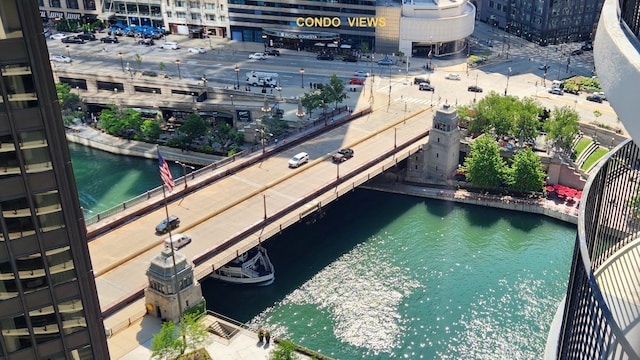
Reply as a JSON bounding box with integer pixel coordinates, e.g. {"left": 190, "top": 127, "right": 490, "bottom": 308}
{"left": 89, "top": 99, "right": 434, "bottom": 327}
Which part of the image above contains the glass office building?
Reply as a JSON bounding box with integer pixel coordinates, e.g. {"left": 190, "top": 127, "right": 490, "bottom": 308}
{"left": 0, "top": 1, "right": 109, "bottom": 359}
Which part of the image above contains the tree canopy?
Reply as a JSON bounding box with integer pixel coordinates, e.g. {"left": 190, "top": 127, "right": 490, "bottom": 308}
{"left": 543, "top": 105, "right": 580, "bottom": 155}
{"left": 151, "top": 313, "right": 212, "bottom": 360}
{"left": 506, "top": 148, "right": 546, "bottom": 192}
{"left": 464, "top": 135, "right": 508, "bottom": 188}
{"left": 467, "top": 92, "right": 544, "bottom": 141}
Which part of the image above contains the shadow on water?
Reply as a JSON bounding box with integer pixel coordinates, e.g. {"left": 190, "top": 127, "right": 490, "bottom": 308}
{"left": 460, "top": 202, "right": 502, "bottom": 228}
{"left": 507, "top": 213, "right": 545, "bottom": 232}
{"left": 421, "top": 197, "right": 456, "bottom": 218}
{"left": 203, "top": 189, "right": 417, "bottom": 322}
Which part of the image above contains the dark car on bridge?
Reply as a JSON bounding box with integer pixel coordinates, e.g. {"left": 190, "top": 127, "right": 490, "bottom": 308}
{"left": 155, "top": 215, "right": 180, "bottom": 233}
{"left": 100, "top": 36, "right": 119, "bottom": 43}
{"left": 467, "top": 85, "right": 483, "bottom": 93}
{"left": 586, "top": 94, "right": 604, "bottom": 103}
{"left": 77, "top": 32, "right": 97, "bottom": 41}
{"left": 317, "top": 53, "right": 334, "bottom": 61}
{"left": 419, "top": 83, "right": 435, "bottom": 92}
{"left": 342, "top": 55, "right": 358, "bottom": 62}
{"left": 414, "top": 77, "right": 430, "bottom": 85}
{"left": 332, "top": 148, "right": 354, "bottom": 163}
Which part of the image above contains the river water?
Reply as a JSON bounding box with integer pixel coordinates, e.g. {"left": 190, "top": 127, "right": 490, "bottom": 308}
{"left": 69, "top": 143, "right": 576, "bottom": 359}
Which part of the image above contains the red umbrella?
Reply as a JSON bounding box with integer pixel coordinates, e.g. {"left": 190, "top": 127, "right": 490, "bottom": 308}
{"left": 575, "top": 191, "right": 583, "bottom": 199}
{"left": 546, "top": 186, "right": 555, "bottom": 192}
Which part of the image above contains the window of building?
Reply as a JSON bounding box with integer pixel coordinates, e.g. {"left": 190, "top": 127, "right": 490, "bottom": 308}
{"left": 66, "top": 0, "right": 79, "bottom": 9}
{"left": 191, "top": 13, "right": 201, "bottom": 20}
{"left": 166, "top": 11, "right": 172, "bottom": 17}
{"left": 2, "top": 197, "right": 37, "bottom": 239}
{"left": 0, "top": 313, "right": 32, "bottom": 352}
{"left": 0, "top": 258, "right": 18, "bottom": 299}
{"left": 46, "top": 246, "right": 77, "bottom": 285}
{"left": 189, "top": 1, "right": 199, "bottom": 8}
{"left": 83, "top": 0, "right": 96, "bottom": 10}
{"left": 20, "top": 130, "right": 52, "bottom": 174}
{"left": 58, "top": 298, "right": 87, "bottom": 336}
{"left": 17, "top": 253, "right": 48, "bottom": 294}
{"left": 30, "top": 304, "right": 62, "bottom": 344}
{"left": 175, "top": 0, "right": 185, "bottom": 7}
{"left": 2, "top": 64, "right": 38, "bottom": 110}
{"left": 176, "top": 12, "right": 187, "bottom": 18}
{"left": 206, "top": 14, "right": 216, "bottom": 21}
{"left": 33, "top": 190, "right": 64, "bottom": 233}
{"left": 0, "top": 0, "right": 23, "bottom": 39}
{"left": 489, "top": 0, "right": 495, "bottom": 8}
{"left": 0, "top": 133, "right": 19, "bottom": 177}
{"left": 204, "top": 2, "right": 215, "bottom": 9}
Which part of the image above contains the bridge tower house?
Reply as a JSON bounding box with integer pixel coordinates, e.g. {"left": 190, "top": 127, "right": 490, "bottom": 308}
{"left": 405, "top": 103, "right": 461, "bottom": 183}
{"left": 145, "top": 248, "right": 205, "bottom": 323}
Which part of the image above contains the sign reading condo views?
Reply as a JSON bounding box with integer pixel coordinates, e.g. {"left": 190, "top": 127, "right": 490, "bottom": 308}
{"left": 296, "top": 17, "right": 386, "bottom": 27}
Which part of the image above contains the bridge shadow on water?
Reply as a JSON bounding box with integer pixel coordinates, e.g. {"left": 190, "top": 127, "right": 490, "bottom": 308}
{"left": 203, "top": 188, "right": 416, "bottom": 322}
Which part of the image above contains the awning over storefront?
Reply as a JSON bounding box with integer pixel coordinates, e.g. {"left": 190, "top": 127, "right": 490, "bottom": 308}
{"left": 67, "top": 13, "right": 81, "bottom": 20}
{"left": 327, "top": 43, "right": 338, "bottom": 48}
{"left": 263, "top": 28, "right": 338, "bottom": 41}
{"left": 49, "top": 11, "right": 64, "bottom": 19}
{"left": 340, "top": 44, "right": 352, "bottom": 49}
{"left": 314, "top": 42, "right": 325, "bottom": 47}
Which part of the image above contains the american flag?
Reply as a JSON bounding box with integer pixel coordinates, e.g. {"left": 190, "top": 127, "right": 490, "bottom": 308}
{"left": 158, "top": 151, "right": 175, "bottom": 191}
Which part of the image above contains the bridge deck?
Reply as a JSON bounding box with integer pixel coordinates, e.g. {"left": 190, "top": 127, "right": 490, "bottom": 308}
{"left": 90, "top": 99, "right": 434, "bottom": 319}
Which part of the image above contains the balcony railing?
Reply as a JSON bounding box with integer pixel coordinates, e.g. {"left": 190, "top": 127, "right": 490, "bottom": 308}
{"left": 556, "top": 138, "right": 640, "bottom": 359}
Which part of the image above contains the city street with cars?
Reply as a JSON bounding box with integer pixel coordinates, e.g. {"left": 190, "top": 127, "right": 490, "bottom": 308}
{"left": 44, "top": 20, "right": 622, "bottom": 135}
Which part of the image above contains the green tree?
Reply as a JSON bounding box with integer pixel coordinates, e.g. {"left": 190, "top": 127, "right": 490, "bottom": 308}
{"left": 544, "top": 106, "right": 579, "bottom": 154}
{"left": 179, "top": 113, "right": 208, "bottom": 143}
{"left": 514, "top": 97, "right": 544, "bottom": 147}
{"left": 151, "top": 321, "right": 183, "bottom": 360}
{"left": 140, "top": 119, "right": 162, "bottom": 142}
{"left": 464, "top": 135, "right": 508, "bottom": 188}
{"left": 269, "top": 339, "right": 298, "bottom": 360}
{"left": 55, "top": 83, "right": 80, "bottom": 110}
{"left": 98, "top": 106, "right": 143, "bottom": 139}
{"left": 262, "top": 113, "right": 289, "bottom": 138}
{"left": 507, "top": 148, "right": 546, "bottom": 192}
{"left": 151, "top": 313, "right": 212, "bottom": 360}
{"left": 300, "top": 92, "right": 323, "bottom": 119}
{"left": 211, "top": 122, "right": 244, "bottom": 150}
{"left": 322, "top": 74, "right": 347, "bottom": 110}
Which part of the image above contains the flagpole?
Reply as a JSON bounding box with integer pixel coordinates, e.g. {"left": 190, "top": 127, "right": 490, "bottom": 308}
{"left": 157, "top": 146, "right": 187, "bottom": 348}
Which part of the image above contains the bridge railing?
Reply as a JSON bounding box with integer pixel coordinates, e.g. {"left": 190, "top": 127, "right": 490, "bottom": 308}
{"left": 555, "top": 138, "right": 640, "bottom": 359}
{"left": 83, "top": 106, "right": 358, "bottom": 228}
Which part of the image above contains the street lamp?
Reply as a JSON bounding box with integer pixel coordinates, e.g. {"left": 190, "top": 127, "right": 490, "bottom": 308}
{"left": 113, "top": 88, "right": 119, "bottom": 104}
{"left": 474, "top": 74, "right": 479, "bottom": 102}
{"left": 175, "top": 161, "right": 195, "bottom": 189}
{"left": 175, "top": 59, "right": 181, "bottom": 80}
{"left": 230, "top": 94, "right": 234, "bottom": 105}
{"left": 118, "top": 52, "right": 124, "bottom": 73}
{"left": 75, "top": 86, "right": 80, "bottom": 97}
{"left": 152, "top": 90, "right": 156, "bottom": 106}
{"left": 322, "top": 100, "right": 327, "bottom": 126}
{"left": 299, "top": 68, "right": 305, "bottom": 88}
{"left": 65, "top": 45, "right": 70, "bottom": 58}
{"left": 125, "top": 62, "right": 133, "bottom": 80}
{"left": 296, "top": 98, "right": 305, "bottom": 119}
{"left": 255, "top": 128, "right": 272, "bottom": 154}
{"left": 234, "top": 65, "right": 240, "bottom": 89}
{"left": 504, "top": 67, "right": 512, "bottom": 96}
{"left": 201, "top": 74, "right": 208, "bottom": 88}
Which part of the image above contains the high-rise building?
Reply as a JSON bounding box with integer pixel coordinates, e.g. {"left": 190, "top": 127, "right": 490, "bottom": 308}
{"left": 0, "top": 1, "right": 109, "bottom": 359}
{"left": 478, "top": 0, "right": 603, "bottom": 45}
{"left": 545, "top": 0, "right": 640, "bottom": 357}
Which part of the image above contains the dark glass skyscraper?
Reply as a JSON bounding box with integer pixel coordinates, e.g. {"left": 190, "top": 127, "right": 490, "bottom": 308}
{"left": 0, "top": 1, "right": 109, "bottom": 359}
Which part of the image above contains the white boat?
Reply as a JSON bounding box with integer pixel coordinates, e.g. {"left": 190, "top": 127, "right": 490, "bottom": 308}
{"left": 211, "top": 246, "right": 275, "bottom": 285}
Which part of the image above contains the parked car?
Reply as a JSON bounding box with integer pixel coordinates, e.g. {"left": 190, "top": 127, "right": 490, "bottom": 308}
{"left": 414, "top": 76, "right": 430, "bottom": 85}
{"left": 593, "top": 92, "right": 606, "bottom": 100}
{"left": 317, "top": 53, "right": 334, "bottom": 60}
{"left": 581, "top": 43, "right": 594, "bottom": 51}
{"left": 538, "top": 64, "right": 550, "bottom": 71}
{"left": 61, "top": 36, "right": 85, "bottom": 44}
{"left": 571, "top": 49, "right": 584, "bottom": 56}
{"left": 50, "top": 55, "right": 72, "bottom": 63}
{"left": 160, "top": 41, "right": 179, "bottom": 50}
{"left": 586, "top": 94, "right": 603, "bottom": 103}
{"left": 445, "top": 73, "right": 461, "bottom": 80}
{"left": 377, "top": 57, "right": 393, "bottom": 65}
{"left": 548, "top": 88, "right": 564, "bottom": 95}
{"left": 332, "top": 148, "right": 354, "bottom": 163}
{"left": 138, "top": 38, "right": 154, "bottom": 46}
{"left": 264, "top": 49, "right": 280, "bottom": 56}
{"left": 354, "top": 70, "right": 370, "bottom": 77}
{"left": 164, "top": 233, "right": 192, "bottom": 250}
{"left": 155, "top": 215, "right": 180, "bottom": 233}
{"left": 100, "top": 36, "right": 119, "bottom": 43}
{"left": 564, "top": 88, "right": 580, "bottom": 95}
{"left": 249, "top": 52, "right": 266, "bottom": 60}
{"left": 342, "top": 55, "right": 358, "bottom": 62}
{"left": 418, "top": 83, "right": 435, "bottom": 92}
{"left": 188, "top": 47, "right": 206, "bottom": 54}
{"left": 77, "top": 33, "right": 96, "bottom": 41}
{"left": 467, "top": 85, "right": 483, "bottom": 93}
{"left": 349, "top": 78, "right": 365, "bottom": 85}
{"left": 49, "top": 33, "right": 67, "bottom": 40}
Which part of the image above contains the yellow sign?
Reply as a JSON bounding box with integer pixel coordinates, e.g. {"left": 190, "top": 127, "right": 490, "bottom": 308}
{"left": 296, "top": 17, "right": 386, "bottom": 28}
